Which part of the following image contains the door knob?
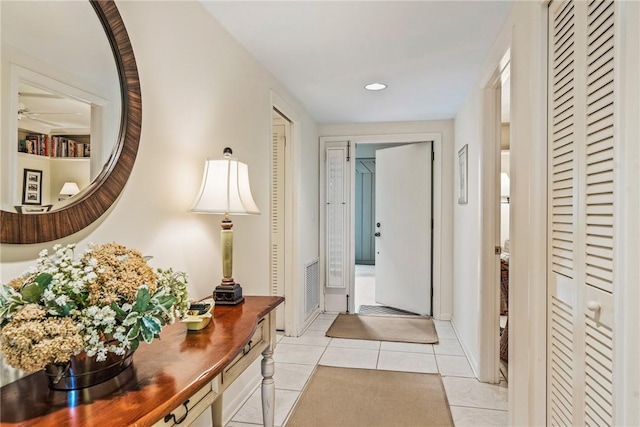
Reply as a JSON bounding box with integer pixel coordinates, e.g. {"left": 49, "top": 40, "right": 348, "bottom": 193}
{"left": 586, "top": 300, "right": 601, "bottom": 312}
{"left": 374, "top": 232, "right": 381, "bottom": 237}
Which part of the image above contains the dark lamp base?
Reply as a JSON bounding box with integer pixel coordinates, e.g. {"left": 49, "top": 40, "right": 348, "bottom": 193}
{"left": 213, "top": 283, "right": 244, "bottom": 305}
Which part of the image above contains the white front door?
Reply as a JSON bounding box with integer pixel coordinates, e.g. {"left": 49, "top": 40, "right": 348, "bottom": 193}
{"left": 374, "top": 142, "right": 432, "bottom": 315}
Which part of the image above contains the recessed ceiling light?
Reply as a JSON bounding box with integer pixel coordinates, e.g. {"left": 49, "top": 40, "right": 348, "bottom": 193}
{"left": 364, "top": 83, "right": 387, "bottom": 91}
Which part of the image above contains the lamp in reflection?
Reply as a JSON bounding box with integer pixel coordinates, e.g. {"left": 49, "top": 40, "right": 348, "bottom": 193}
{"left": 190, "top": 147, "right": 260, "bottom": 305}
{"left": 59, "top": 182, "right": 80, "bottom": 201}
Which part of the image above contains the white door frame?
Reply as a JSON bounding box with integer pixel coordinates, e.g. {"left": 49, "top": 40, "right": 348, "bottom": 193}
{"left": 320, "top": 133, "right": 447, "bottom": 318}
{"left": 477, "top": 61, "right": 505, "bottom": 385}
{"left": 615, "top": 2, "right": 640, "bottom": 424}
{"left": 483, "top": 4, "right": 548, "bottom": 424}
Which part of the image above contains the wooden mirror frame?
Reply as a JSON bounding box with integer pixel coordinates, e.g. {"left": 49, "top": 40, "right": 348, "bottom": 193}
{"left": 0, "top": 1, "right": 141, "bottom": 244}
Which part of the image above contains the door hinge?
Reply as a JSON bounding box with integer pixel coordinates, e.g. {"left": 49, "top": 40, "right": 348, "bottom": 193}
{"left": 495, "top": 246, "right": 501, "bottom": 255}
{"left": 432, "top": 151, "right": 435, "bottom": 162}
{"left": 347, "top": 141, "right": 351, "bottom": 162}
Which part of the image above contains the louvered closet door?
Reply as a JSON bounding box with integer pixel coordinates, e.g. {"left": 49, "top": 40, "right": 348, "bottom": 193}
{"left": 547, "top": 1, "right": 616, "bottom": 426}
{"left": 271, "top": 123, "right": 286, "bottom": 330}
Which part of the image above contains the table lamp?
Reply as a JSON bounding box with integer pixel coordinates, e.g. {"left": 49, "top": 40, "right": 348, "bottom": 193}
{"left": 59, "top": 182, "right": 80, "bottom": 201}
{"left": 191, "top": 147, "right": 260, "bottom": 305}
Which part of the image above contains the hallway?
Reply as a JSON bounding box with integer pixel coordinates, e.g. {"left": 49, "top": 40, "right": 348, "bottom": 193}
{"left": 226, "top": 314, "right": 508, "bottom": 426}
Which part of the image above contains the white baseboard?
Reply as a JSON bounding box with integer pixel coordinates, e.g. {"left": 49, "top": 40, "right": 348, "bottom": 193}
{"left": 450, "top": 316, "right": 480, "bottom": 380}
{"left": 435, "top": 312, "right": 452, "bottom": 321}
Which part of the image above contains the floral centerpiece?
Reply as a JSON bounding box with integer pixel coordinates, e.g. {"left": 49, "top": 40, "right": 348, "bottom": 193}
{"left": 0, "top": 243, "right": 189, "bottom": 387}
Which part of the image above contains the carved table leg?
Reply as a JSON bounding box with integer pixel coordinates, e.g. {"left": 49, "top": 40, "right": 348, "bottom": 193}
{"left": 261, "top": 345, "right": 275, "bottom": 427}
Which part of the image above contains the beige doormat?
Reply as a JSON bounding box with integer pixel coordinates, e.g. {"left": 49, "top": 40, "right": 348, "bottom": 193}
{"left": 326, "top": 313, "right": 438, "bottom": 344}
{"left": 285, "top": 366, "right": 454, "bottom": 427}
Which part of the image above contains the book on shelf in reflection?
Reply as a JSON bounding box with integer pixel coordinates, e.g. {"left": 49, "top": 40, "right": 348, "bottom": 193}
{"left": 18, "top": 133, "right": 90, "bottom": 158}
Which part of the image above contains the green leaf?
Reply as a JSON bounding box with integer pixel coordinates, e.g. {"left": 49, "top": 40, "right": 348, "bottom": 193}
{"left": 129, "top": 339, "right": 140, "bottom": 352}
{"left": 111, "top": 302, "right": 127, "bottom": 319}
{"left": 20, "top": 273, "right": 52, "bottom": 303}
{"left": 33, "top": 273, "right": 53, "bottom": 288}
{"left": 127, "top": 322, "right": 140, "bottom": 340}
{"left": 0, "top": 285, "right": 25, "bottom": 326}
{"left": 157, "top": 295, "right": 176, "bottom": 310}
{"left": 59, "top": 304, "right": 70, "bottom": 316}
{"left": 132, "top": 287, "right": 150, "bottom": 313}
{"left": 142, "top": 315, "right": 162, "bottom": 335}
{"left": 140, "top": 324, "right": 154, "bottom": 343}
{"left": 47, "top": 303, "right": 69, "bottom": 316}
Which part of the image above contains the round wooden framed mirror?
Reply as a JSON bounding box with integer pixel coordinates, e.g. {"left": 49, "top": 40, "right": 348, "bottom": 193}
{"left": 0, "top": 1, "right": 141, "bottom": 244}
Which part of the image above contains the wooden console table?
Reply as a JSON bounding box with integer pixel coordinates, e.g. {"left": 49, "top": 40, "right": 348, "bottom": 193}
{"left": 0, "top": 296, "right": 284, "bottom": 427}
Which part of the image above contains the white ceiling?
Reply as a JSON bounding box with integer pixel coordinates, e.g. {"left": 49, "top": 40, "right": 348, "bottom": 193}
{"left": 18, "top": 82, "right": 91, "bottom": 133}
{"left": 201, "top": 1, "right": 513, "bottom": 124}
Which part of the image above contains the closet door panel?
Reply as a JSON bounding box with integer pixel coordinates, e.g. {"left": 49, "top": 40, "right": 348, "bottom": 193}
{"left": 548, "top": 2, "right": 580, "bottom": 423}
{"left": 547, "top": 0, "right": 616, "bottom": 425}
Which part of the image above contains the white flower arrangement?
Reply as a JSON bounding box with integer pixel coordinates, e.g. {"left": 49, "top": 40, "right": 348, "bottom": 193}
{"left": 0, "top": 243, "right": 189, "bottom": 372}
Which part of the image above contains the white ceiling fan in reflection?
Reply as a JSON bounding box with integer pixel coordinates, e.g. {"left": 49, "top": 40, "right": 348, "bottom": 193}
{"left": 17, "top": 102, "right": 83, "bottom": 127}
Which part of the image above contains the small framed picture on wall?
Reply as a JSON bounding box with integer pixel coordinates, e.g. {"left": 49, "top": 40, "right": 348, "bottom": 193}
{"left": 458, "top": 145, "right": 468, "bottom": 204}
{"left": 22, "top": 169, "right": 43, "bottom": 205}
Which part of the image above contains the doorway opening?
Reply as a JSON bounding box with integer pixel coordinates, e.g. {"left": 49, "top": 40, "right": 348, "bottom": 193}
{"left": 319, "top": 132, "right": 444, "bottom": 319}
{"left": 477, "top": 48, "right": 511, "bottom": 384}
{"left": 497, "top": 63, "right": 511, "bottom": 382}
{"left": 353, "top": 141, "right": 433, "bottom": 316}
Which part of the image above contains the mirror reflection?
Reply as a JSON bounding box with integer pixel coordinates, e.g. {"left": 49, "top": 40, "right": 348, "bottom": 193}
{"left": 17, "top": 82, "right": 92, "bottom": 210}
{"left": 1, "top": 1, "right": 121, "bottom": 213}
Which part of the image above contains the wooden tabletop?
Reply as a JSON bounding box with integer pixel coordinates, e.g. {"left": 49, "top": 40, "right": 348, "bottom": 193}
{"left": 0, "top": 295, "right": 284, "bottom": 426}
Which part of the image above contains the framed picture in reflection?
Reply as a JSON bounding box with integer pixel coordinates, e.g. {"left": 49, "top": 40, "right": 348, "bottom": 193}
{"left": 22, "top": 168, "right": 43, "bottom": 205}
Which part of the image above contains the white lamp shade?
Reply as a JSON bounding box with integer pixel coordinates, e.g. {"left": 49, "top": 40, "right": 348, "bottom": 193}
{"left": 59, "top": 182, "right": 80, "bottom": 196}
{"left": 190, "top": 157, "right": 260, "bottom": 215}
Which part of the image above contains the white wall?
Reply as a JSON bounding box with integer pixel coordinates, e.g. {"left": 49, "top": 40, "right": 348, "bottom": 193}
{"left": 452, "top": 94, "right": 484, "bottom": 373}
{"left": 453, "top": 1, "right": 548, "bottom": 425}
{"left": 0, "top": 1, "right": 319, "bottom": 422}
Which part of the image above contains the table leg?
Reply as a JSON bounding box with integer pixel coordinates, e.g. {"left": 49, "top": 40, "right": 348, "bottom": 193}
{"left": 261, "top": 345, "right": 275, "bottom": 427}
{"left": 211, "top": 394, "right": 223, "bottom": 427}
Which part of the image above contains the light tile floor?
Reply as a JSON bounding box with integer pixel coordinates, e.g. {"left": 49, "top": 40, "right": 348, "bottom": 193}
{"left": 227, "top": 314, "right": 508, "bottom": 427}
{"left": 354, "top": 264, "right": 378, "bottom": 311}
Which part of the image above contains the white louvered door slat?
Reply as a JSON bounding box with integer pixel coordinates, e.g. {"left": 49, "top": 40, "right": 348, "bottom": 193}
{"left": 325, "top": 143, "right": 349, "bottom": 289}
{"left": 582, "top": 2, "right": 615, "bottom": 423}
{"left": 550, "top": 0, "right": 577, "bottom": 280}
{"left": 271, "top": 125, "right": 285, "bottom": 298}
{"left": 271, "top": 120, "right": 287, "bottom": 330}
{"left": 548, "top": 2, "right": 579, "bottom": 422}
{"left": 550, "top": 296, "right": 575, "bottom": 426}
{"left": 547, "top": 0, "right": 616, "bottom": 425}
{"left": 585, "top": 0, "right": 615, "bottom": 300}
